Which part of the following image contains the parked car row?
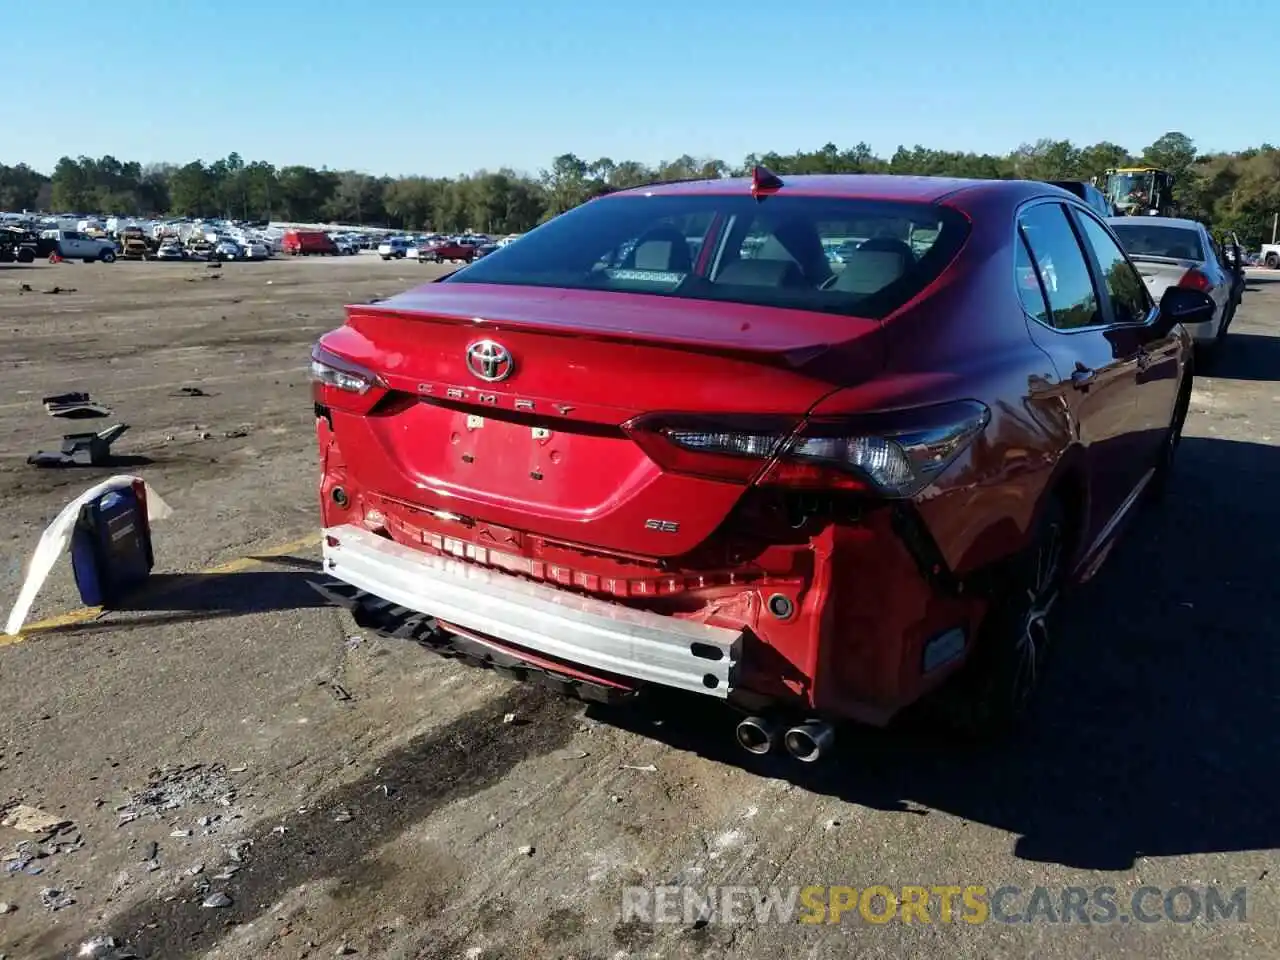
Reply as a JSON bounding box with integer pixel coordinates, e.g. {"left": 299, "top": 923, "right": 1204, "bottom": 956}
{"left": 377, "top": 233, "right": 520, "bottom": 262}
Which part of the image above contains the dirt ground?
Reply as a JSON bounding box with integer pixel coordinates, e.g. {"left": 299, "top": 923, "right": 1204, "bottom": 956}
{"left": 0, "top": 255, "right": 1276, "bottom": 960}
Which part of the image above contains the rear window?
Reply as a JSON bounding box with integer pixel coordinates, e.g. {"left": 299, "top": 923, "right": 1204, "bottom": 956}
{"left": 1109, "top": 223, "right": 1204, "bottom": 261}
{"left": 444, "top": 194, "right": 971, "bottom": 319}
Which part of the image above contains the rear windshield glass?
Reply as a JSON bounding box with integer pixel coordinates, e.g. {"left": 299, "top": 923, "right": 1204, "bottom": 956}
{"left": 443, "top": 194, "right": 971, "bottom": 319}
{"left": 1109, "top": 223, "right": 1204, "bottom": 261}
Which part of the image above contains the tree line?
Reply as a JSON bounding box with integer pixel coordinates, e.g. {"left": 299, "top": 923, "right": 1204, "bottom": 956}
{"left": 1, "top": 131, "right": 1278, "bottom": 245}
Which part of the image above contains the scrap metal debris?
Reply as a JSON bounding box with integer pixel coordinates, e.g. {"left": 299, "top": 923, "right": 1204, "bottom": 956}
{"left": 77, "top": 937, "right": 140, "bottom": 959}
{"left": 201, "top": 891, "right": 232, "bottom": 908}
{"left": 226, "top": 840, "right": 251, "bottom": 863}
{"left": 39, "top": 886, "right": 75, "bottom": 910}
{"left": 115, "top": 763, "right": 240, "bottom": 827}
{"left": 171, "top": 386, "right": 210, "bottom": 398}
{"left": 43, "top": 392, "right": 111, "bottom": 419}
{"left": 28, "top": 423, "right": 130, "bottom": 467}
{"left": 77, "top": 936, "right": 119, "bottom": 958}
{"left": 318, "top": 679, "right": 352, "bottom": 702}
{"left": 1, "top": 819, "right": 83, "bottom": 884}
{"left": 42, "top": 286, "right": 77, "bottom": 295}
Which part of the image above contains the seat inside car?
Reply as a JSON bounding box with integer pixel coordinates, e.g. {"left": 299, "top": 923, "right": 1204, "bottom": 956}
{"left": 622, "top": 226, "right": 693, "bottom": 272}
{"left": 832, "top": 237, "right": 916, "bottom": 294}
{"left": 715, "top": 258, "right": 808, "bottom": 287}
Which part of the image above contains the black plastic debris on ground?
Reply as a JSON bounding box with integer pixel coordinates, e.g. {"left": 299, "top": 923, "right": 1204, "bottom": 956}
{"left": 171, "top": 386, "right": 210, "bottom": 398}
{"left": 28, "top": 423, "right": 130, "bottom": 467}
{"left": 43, "top": 391, "right": 111, "bottom": 419}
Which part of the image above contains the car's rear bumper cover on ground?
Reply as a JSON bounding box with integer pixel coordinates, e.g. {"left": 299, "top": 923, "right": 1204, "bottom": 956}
{"left": 322, "top": 524, "right": 742, "bottom": 697}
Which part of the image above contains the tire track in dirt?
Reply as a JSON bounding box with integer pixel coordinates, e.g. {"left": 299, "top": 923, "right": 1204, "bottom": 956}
{"left": 24, "top": 685, "right": 581, "bottom": 960}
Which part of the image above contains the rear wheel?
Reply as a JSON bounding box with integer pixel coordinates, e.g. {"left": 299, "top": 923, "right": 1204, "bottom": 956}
{"left": 931, "top": 500, "right": 1068, "bottom": 740}
{"left": 99, "top": 250, "right": 115, "bottom": 263}
{"left": 1265, "top": 252, "right": 1279, "bottom": 269}
{"left": 1148, "top": 370, "right": 1192, "bottom": 504}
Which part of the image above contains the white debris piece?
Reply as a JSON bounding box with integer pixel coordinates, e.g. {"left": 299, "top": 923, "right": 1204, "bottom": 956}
{"left": 4, "top": 476, "right": 172, "bottom": 636}
{"left": 1, "top": 805, "right": 68, "bottom": 834}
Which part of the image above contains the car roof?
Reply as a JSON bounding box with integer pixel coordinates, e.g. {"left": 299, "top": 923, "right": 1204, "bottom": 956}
{"left": 1107, "top": 216, "right": 1203, "bottom": 230}
{"left": 610, "top": 174, "right": 1057, "bottom": 204}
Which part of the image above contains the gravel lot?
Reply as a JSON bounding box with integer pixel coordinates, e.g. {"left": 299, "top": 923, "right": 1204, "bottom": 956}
{"left": 0, "top": 256, "right": 1276, "bottom": 959}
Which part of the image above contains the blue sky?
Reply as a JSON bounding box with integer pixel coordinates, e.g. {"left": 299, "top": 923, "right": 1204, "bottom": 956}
{"left": 2, "top": 0, "right": 1274, "bottom": 177}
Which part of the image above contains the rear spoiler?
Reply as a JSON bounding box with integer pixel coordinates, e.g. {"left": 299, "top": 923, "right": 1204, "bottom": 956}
{"left": 1126, "top": 253, "right": 1199, "bottom": 266}
{"left": 345, "top": 299, "right": 843, "bottom": 370}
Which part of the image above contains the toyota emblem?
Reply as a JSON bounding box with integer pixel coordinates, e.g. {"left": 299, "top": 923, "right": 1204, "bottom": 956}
{"left": 465, "top": 339, "right": 515, "bottom": 382}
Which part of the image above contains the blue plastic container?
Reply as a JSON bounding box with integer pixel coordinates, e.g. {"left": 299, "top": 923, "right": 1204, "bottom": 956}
{"left": 70, "top": 484, "right": 154, "bottom": 607}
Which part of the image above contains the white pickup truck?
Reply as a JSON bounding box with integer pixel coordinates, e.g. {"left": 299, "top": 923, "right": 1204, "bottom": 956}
{"left": 41, "top": 229, "right": 117, "bottom": 262}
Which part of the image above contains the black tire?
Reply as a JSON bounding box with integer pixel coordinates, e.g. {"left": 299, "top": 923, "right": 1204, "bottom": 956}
{"left": 17, "top": 248, "right": 34, "bottom": 264}
{"left": 929, "top": 499, "right": 1069, "bottom": 740}
{"left": 1265, "top": 252, "right": 1279, "bottom": 269}
{"left": 1147, "top": 370, "right": 1192, "bottom": 504}
{"left": 99, "top": 250, "right": 115, "bottom": 263}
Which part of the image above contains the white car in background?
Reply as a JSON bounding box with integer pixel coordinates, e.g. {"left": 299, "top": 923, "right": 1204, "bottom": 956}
{"left": 155, "top": 239, "right": 186, "bottom": 261}
{"left": 378, "top": 237, "right": 410, "bottom": 260}
{"left": 1107, "top": 216, "right": 1235, "bottom": 358}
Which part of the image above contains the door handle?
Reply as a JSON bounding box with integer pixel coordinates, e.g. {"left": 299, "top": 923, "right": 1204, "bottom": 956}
{"left": 1070, "top": 365, "right": 1096, "bottom": 389}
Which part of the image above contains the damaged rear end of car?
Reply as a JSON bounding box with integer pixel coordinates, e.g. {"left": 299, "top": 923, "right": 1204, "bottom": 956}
{"left": 312, "top": 183, "right": 993, "bottom": 735}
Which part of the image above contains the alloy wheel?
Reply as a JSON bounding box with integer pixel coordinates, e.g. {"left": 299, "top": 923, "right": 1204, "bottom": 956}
{"left": 1010, "top": 520, "right": 1063, "bottom": 714}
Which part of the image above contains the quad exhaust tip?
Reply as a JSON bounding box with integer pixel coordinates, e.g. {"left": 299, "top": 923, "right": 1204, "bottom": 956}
{"left": 734, "top": 716, "right": 779, "bottom": 755}
{"left": 783, "top": 721, "right": 835, "bottom": 763}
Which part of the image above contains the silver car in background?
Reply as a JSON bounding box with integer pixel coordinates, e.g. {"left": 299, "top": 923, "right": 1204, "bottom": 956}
{"left": 1107, "top": 217, "right": 1234, "bottom": 356}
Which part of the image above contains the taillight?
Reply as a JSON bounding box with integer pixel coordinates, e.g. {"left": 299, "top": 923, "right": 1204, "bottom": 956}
{"left": 1178, "top": 268, "right": 1213, "bottom": 293}
{"left": 623, "top": 401, "right": 990, "bottom": 498}
{"left": 624, "top": 414, "right": 799, "bottom": 484}
{"left": 310, "top": 344, "right": 387, "bottom": 413}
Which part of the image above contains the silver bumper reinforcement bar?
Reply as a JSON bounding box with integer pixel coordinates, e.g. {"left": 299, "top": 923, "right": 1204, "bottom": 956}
{"left": 322, "top": 524, "right": 741, "bottom": 697}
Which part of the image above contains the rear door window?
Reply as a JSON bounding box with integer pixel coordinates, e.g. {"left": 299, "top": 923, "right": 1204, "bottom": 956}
{"left": 1017, "top": 203, "right": 1102, "bottom": 330}
{"left": 1015, "top": 232, "right": 1051, "bottom": 325}
{"left": 1075, "top": 213, "right": 1152, "bottom": 325}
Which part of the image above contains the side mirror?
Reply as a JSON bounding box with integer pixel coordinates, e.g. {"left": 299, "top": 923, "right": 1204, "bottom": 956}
{"left": 1157, "top": 286, "right": 1215, "bottom": 334}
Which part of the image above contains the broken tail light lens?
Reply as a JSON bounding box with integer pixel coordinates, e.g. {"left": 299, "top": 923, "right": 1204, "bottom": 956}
{"left": 1178, "top": 268, "right": 1213, "bottom": 293}
{"left": 310, "top": 344, "right": 387, "bottom": 413}
{"left": 624, "top": 401, "right": 990, "bottom": 497}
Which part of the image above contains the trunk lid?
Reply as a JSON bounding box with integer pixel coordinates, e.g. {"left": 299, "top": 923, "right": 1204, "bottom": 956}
{"left": 1128, "top": 254, "right": 1201, "bottom": 300}
{"left": 324, "top": 283, "right": 884, "bottom": 557}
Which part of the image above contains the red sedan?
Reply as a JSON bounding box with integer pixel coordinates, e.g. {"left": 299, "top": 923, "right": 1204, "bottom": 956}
{"left": 311, "top": 170, "right": 1211, "bottom": 760}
